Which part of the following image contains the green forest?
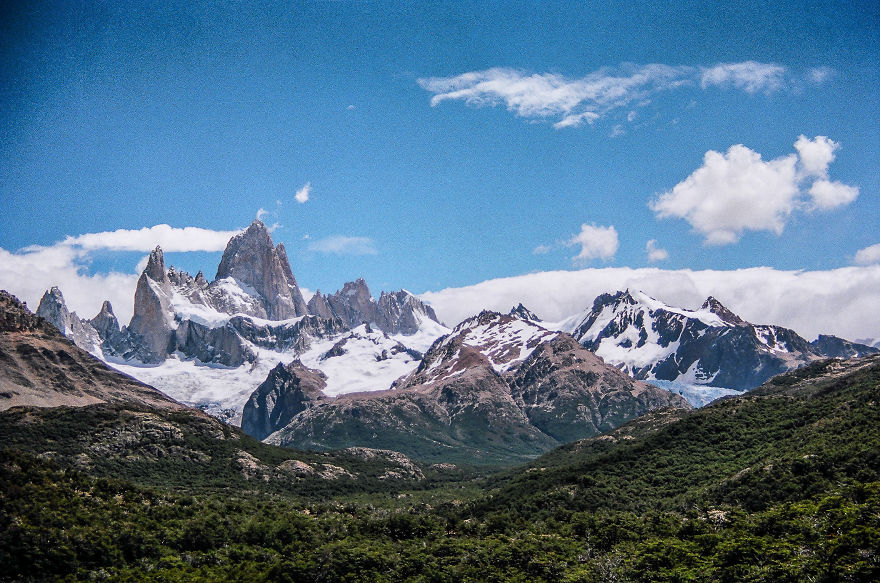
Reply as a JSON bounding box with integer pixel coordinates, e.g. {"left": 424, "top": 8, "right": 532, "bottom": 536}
{"left": 2, "top": 357, "right": 879, "bottom": 582}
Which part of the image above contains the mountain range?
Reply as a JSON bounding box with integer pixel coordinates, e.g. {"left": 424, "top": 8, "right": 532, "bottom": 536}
{"left": 558, "top": 289, "right": 877, "bottom": 390}
{"left": 251, "top": 310, "right": 687, "bottom": 464}
{"left": 27, "top": 219, "right": 877, "bottom": 465}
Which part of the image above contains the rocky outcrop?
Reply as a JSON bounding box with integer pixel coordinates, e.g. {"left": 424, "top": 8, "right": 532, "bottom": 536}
{"left": 264, "top": 310, "right": 689, "bottom": 465}
{"left": 0, "top": 290, "right": 185, "bottom": 412}
{"left": 36, "top": 287, "right": 103, "bottom": 356}
{"left": 306, "top": 290, "right": 334, "bottom": 319}
{"left": 563, "top": 290, "right": 878, "bottom": 391}
{"left": 811, "top": 334, "right": 879, "bottom": 359}
{"left": 128, "top": 247, "right": 175, "bottom": 362}
{"left": 376, "top": 290, "right": 440, "bottom": 334}
{"left": 241, "top": 360, "right": 328, "bottom": 440}
{"left": 214, "top": 219, "right": 308, "bottom": 319}
{"left": 309, "top": 278, "right": 442, "bottom": 335}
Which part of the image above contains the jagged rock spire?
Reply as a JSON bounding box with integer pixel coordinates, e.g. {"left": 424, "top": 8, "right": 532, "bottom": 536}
{"left": 129, "top": 245, "right": 174, "bottom": 362}
{"left": 215, "top": 219, "right": 308, "bottom": 319}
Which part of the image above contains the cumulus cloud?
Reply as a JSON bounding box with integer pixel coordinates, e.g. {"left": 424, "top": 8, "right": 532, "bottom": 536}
{"left": 854, "top": 243, "right": 880, "bottom": 266}
{"left": 419, "top": 61, "right": 796, "bottom": 128}
{"left": 646, "top": 239, "right": 669, "bottom": 262}
{"left": 419, "top": 265, "right": 880, "bottom": 341}
{"left": 794, "top": 134, "right": 837, "bottom": 178}
{"left": 650, "top": 136, "right": 858, "bottom": 244}
{"left": 294, "top": 182, "right": 311, "bottom": 204}
{"left": 568, "top": 224, "right": 619, "bottom": 265}
{"left": 699, "top": 61, "right": 785, "bottom": 93}
{"left": 307, "top": 235, "right": 377, "bottom": 255}
{"left": 0, "top": 245, "right": 139, "bottom": 325}
{"left": 532, "top": 244, "right": 552, "bottom": 255}
{"left": 61, "top": 224, "right": 241, "bottom": 252}
{"left": 808, "top": 180, "right": 859, "bottom": 210}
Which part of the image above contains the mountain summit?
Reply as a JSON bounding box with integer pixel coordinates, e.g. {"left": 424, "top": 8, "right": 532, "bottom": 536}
{"left": 562, "top": 290, "right": 878, "bottom": 390}
{"left": 215, "top": 219, "right": 309, "bottom": 319}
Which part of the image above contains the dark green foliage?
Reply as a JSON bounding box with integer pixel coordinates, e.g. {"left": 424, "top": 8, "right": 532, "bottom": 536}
{"left": 2, "top": 356, "right": 879, "bottom": 581}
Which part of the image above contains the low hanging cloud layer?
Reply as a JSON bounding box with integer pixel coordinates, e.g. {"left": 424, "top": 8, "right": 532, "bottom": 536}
{"left": 61, "top": 224, "right": 242, "bottom": 252}
{"left": 650, "top": 136, "right": 859, "bottom": 244}
{"left": 420, "top": 265, "right": 880, "bottom": 342}
{"left": 0, "top": 224, "right": 244, "bottom": 325}
{"left": 418, "top": 61, "right": 800, "bottom": 128}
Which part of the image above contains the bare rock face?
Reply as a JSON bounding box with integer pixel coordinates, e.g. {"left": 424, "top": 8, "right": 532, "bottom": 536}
{"left": 376, "top": 290, "right": 440, "bottom": 334}
{"left": 128, "top": 247, "right": 175, "bottom": 363}
{"left": 310, "top": 279, "right": 442, "bottom": 335}
{"left": 36, "top": 287, "right": 103, "bottom": 356}
{"left": 215, "top": 219, "right": 308, "bottom": 320}
{"left": 326, "top": 279, "right": 377, "bottom": 328}
{"left": 241, "top": 360, "right": 328, "bottom": 440}
{"left": 306, "top": 290, "right": 334, "bottom": 319}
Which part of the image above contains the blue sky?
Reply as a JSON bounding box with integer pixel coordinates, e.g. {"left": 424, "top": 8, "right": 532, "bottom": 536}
{"left": 2, "top": 1, "right": 879, "bottom": 337}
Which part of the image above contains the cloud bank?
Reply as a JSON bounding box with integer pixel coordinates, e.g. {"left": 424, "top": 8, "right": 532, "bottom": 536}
{"left": 420, "top": 266, "right": 880, "bottom": 342}
{"left": 650, "top": 136, "right": 858, "bottom": 244}
{"left": 419, "top": 61, "right": 808, "bottom": 128}
{"left": 61, "top": 224, "right": 242, "bottom": 252}
{"left": 0, "top": 225, "right": 244, "bottom": 324}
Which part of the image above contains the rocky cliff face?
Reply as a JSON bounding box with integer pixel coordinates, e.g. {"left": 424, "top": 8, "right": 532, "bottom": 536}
{"left": 215, "top": 220, "right": 309, "bottom": 319}
{"left": 128, "top": 247, "right": 175, "bottom": 362}
{"left": 261, "top": 310, "right": 689, "bottom": 465}
{"left": 241, "top": 360, "right": 328, "bottom": 440}
{"left": 310, "top": 278, "right": 442, "bottom": 334}
{"left": 36, "top": 287, "right": 103, "bottom": 357}
{"left": 561, "top": 290, "right": 878, "bottom": 391}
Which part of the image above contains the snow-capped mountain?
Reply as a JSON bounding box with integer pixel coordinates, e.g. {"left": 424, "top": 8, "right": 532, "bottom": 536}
{"left": 36, "top": 219, "right": 449, "bottom": 421}
{"left": 557, "top": 290, "right": 878, "bottom": 390}
{"left": 261, "top": 309, "right": 688, "bottom": 464}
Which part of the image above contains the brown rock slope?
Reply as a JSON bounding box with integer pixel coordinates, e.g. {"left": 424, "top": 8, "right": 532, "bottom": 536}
{"left": 0, "top": 290, "right": 184, "bottom": 411}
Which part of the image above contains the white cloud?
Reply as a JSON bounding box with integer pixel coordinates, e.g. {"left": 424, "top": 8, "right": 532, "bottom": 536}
{"left": 256, "top": 208, "right": 268, "bottom": 220}
{"left": 650, "top": 136, "right": 858, "bottom": 244}
{"left": 568, "top": 224, "right": 618, "bottom": 264}
{"left": 794, "top": 134, "right": 837, "bottom": 178}
{"left": 700, "top": 61, "right": 785, "bottom": 93}
{"left": 854, "top": 243, "right": 880, "bottom": 266}
{"left": 0, "top": 224, "right": 245, "bottom": 325}
{"left": 61, "top": 224, "right": 241, "bottom": 252}
{"left": 532, "top": 244, "right": 552, "bottom": 255}
{"left": 553, "top": 111, "right": 599, "bottom": 129}
{"left": 295, "top": 182, "right": 311, "bottom": 204}
{"left": 419, "top": 265, "right": 880, "bottom": 341}
{"left": 807, "top": 67, "right": 833, "bottom": 84}
{"left": 808, "top": 180, "right": 859, "bottom": 210}
{"left": 646, "top": 239, "right": 669, "bottom": 262}
{"left": 307, "top": 235, "right": 377, "bottom": 255}
{"left": 0, "top": 245, "right": 139, "bottom": 325}
{"left": 419, "top": 61, "right": 794, "bottom": 128}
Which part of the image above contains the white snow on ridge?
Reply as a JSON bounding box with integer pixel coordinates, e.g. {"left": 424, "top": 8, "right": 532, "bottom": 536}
{"left": 460, "top": 316, "right": 557, "bottom": 372}
{"left": 299, "top": 325, "right": 429, "bottom": 397}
